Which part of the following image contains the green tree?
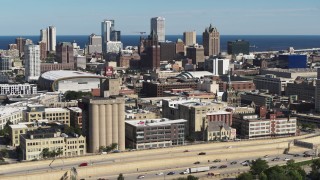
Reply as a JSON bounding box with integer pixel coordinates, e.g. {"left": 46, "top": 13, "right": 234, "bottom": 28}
{"left": 16, "top": 146, "right": 23, "bottom": 160}
{"left": 250, "top": 158, "right": 269, "bottom": 175}
{"left": 186, "top": 175, "right": 199, "bottom": 180}
{"left": 117, "top": 173, "right": 124, "bottom": 180}
{"left": 259, "top": 172, "right": 267, "bottom": 180}
{"left": 265, "top": 166, "right": 286, "bottom": 180}
{"left": 310, "top": 159, "right": 320, "bottom": 180}
{"left": 41, "top": 148, "right": 50, "bottom": 158}
{"left": 237, "top": 172, "right": 253, "bottom": 180}
{"left": 285, "top": 160, "right": 306, "bottom": 179}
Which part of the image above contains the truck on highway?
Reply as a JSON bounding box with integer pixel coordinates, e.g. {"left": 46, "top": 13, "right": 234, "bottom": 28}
{"left": 184, "top": 166, "right": 210, "bottom": 174}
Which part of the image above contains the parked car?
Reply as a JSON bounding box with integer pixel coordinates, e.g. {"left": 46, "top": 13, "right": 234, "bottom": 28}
{"left": 213, "top": 159, "right": 221, "bottom": 162}
{"left": 219, "top": 165, "right": 227, "bottom": 168}
{"left": 198, "top": 152, "right": 206, "bottom": 155}
{"left": 230, "top": 161, "right": 237, "bottom": 165}
{"left": 78, "top": 162, "right": 88, "bottom": 167}
{"left": 167, "top": 172, "right": 175, "bottom": 175}
{"left": 272, "top": 157, "right": 280, "bottom": 161}
{"left": 194, "top": 161, "right": 200, "bottom": 164}
{"left": 137, "top": 175, "right": 145, "bottom": 179}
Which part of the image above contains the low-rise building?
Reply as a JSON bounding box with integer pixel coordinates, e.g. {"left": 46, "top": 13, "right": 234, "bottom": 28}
{"left": 44, "top": 108, "right": 70, "bottom": 126}
{"left": 206, "top": 121, "right": 236, "bottom": 141}
{"left": 20, "top": 129, "right": 86, "bottom": 160}
{"left": 9, "top": 120, "right": 50, "bottom": 147}
{"left": 68, "top": 107, "right": 82, "bottom": 129}
{"left": 0, "top": 106, "right": 26, "bottom": 130}
{"left": 125, "top": 109, "right": 157, "bottom": 120}
{"left": 254, "top": 74, "right": 294, "bottom": 95}
{"left": 0, "top": 84, "right": 37, "bottom": 95}
{"left": 233, "top": 113, "right": 296, "bottom": 139}
{"left": 125, "top": 118, "right": 187, "bottom": 150}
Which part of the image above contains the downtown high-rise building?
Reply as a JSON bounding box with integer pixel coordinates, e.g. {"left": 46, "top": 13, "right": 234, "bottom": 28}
{"left": 183, "top": 31, "right": 196, "bottom": 46}
{"left": 88, "top": 33, "right": 102, "bottom": 54}
{"left": 203, "top": 24, "right": 220, "bottom": 56}
{"left": 151, "top": 17, "right": 165, "bottom": 42}
{"left": 101, "top": 19, "right": 122, "bottom": 54}
{"left": 24, "top": 44, "right": 40, "bottom": 82}
{"left": 40, "top": 26, "right": 56, "bottom": 52}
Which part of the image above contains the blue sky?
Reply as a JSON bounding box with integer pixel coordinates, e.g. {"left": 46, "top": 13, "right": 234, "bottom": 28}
{"left": 0, "top": 0, "right": 319, "bottom": 35}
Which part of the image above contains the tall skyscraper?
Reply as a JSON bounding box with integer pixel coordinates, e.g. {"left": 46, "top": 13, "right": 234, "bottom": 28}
{"left": 40, "top": 26, "right": 56, "bottom": 52}
{"left": 24, "top": 44, "right": 40, "bottom": 82}
{"left": 315, "top": 68, "right": 320, "bottom": 112}
{"left": 88, "top": 33, "right": 102, "bottom": 54}
{"left": 151, "top": 17, "right": 165, "bottom": 42}
{"left": 203, "top": 24, "right": 220, "bottom": 56}
{"left": 15, "top": 37, "right": 26, "bottom": 57}
{"left": 183, "top": 31, "right": 196, "bottom": 46}
{"left": 82, "top": 96, "right": 125, "bottom": 153}
{"left": 56, "top": 42, "right": 74, "bottom": 65}
{"left": 101, "top": 19, "right": 115, "bottom": 53}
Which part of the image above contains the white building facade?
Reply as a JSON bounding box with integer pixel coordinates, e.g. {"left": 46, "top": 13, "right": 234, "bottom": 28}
{"left": 0, "top": 84, "right": 37, "bottom": 95}
{"left": 24, "top": 44, "right": 40, "bottom": 82}
{"left": 151, "top": 17, "right": 165, "bottom": 42}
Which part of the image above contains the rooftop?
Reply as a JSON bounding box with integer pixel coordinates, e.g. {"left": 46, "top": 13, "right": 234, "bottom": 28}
{"left": 125, "top": 118, "right": 187, "bottom": 127}
{"left": 67, "top": 107, "right": 82, "bottom": 113}
{"left": 45, "top": 108, "right": 69, "bottom": 113}
{"left": 40, "top": 70, "right": 106, "bottom": 81}
{"left": 0, "top": 106, "right": 26, "bottom": 118}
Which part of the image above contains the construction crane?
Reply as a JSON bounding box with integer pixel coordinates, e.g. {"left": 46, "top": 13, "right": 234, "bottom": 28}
{"left": 133, "top": 31, "right": 146, "bottom": 35}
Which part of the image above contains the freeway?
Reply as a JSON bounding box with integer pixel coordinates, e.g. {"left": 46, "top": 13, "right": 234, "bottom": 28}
{"left": 0, "top": 133, "right": 319, "bottom": 180}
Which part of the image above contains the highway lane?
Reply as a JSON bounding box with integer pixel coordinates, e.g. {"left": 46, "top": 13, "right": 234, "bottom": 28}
{"left": 0, "top": 133, "right": 319, "bottom": 179}
{"left": 89, "top": 154, "right": 315, "bottom": 180}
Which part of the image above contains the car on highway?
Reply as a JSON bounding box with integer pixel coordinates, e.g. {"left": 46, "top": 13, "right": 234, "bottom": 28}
{"left": 272, "top": 157, "right": 280, "bottom": 161}
{"left": 137, "top": 175, "right": 145, "bottom": 179}
{"left": 78, "top": 162, "right": 88, "bottom": 167}
{"left": 112, "top": 150, "right": 121, "bottom": 153}
{"left": 180, "top": 171, "right": 188, "bottom": 175}
{"left": 304, "top": 154, "right": 311, "bottom": 157}
{"left": 293, "top": 154, "right": 300, "bottom": 157}
{"left": 194, "top": 161, "right": 200, "bottom": 164}
{"left": 213, "top": 159, "right": 221, "bottom": 162}
{"left": 198, "top": 152, "right": 206, "bottom": 155}
{"left": 184, "top": 150, "right": 190, "bottom": 152}
{"left": 210, "top": 165, "right": 217, "bottom": 169}
{"left": 230, "top": 161, "right": 237, "bottom": 165}
{"left": 167, "top": 172, "right": 175, "bottom": 175}
{"left": 264, "top": 155, "right": 269, "bottom": 158}
{"left": 156, "top": 172, "right": 163, "bottom": 176}
{"left": 219, "top": 165, "right": 227, "bottom": 168}
{"left": 284, "top": 158, "right": 291, "bottom": 161}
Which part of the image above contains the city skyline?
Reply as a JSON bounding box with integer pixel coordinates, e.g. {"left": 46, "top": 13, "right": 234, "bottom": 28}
{"left": 0, "top": 0, "right": 319, "bottom": 35}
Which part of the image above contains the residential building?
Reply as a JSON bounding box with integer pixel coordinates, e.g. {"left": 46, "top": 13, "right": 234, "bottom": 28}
{"left": 26, "top": 104, "right": 45, "bottom": 122}
{"left": 44, "top": 108, "right": 70, "bottom": 126}
{"left": 203, "top": 24, "right": 220, "bottom": 56}
{"left": 82, "top": 96, "right": 125, "bottom": 152}
{"left": 16, "top": 37, "right": 26, "bottom": 57}
{"left": 20, "top": 129, "right": 86, "bottom": 160}
{"left": 227, "top": 40, "right": 250, "bottom": 55}
{"left": 125, "top": 118, "right": 186, "bottom": 149}
{"left": 38, "top": 41, "right": 47, "bottom": 60}
{"left": 0, "top": 84, "right": 37, "bottom": 95}
{"left": 183, "top": 31, "right": 196, "bottom": 46}
{"left": 24, "top": 44, "right": 41, "bottom": 82}
{"left": 151, "top": 17, "right": 165, "bottom": 42}
{"left": 253, "top": 74, "right": 294, "bottom": 95}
